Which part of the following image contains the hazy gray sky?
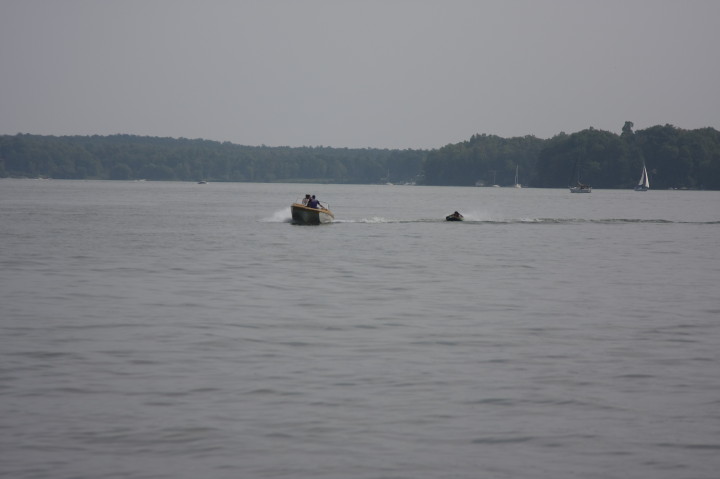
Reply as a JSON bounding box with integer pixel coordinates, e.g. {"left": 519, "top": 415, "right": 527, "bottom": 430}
{"left": 2, "top": 0, "right": 719, "bottom": 149}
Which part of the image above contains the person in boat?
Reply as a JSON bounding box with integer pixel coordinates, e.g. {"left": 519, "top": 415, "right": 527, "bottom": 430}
{"left": 449, "top": 211, "right": 463, "bottom": 220}
{"left": 301, "top": 194, "right": 311, "bottom": 205}
{"left": 307, "top": 195, "right": 320, "bottom": 208}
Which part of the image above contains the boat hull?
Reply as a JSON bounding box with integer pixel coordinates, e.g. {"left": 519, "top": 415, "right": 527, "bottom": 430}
{"left": 446, "top": 216, "right": 463, "bottom": 221}
{"left": 291, "top": 203, "right": 334, "bottom": 225}
{"left": 570, "top": 186, "right": 591, "bottom": 193}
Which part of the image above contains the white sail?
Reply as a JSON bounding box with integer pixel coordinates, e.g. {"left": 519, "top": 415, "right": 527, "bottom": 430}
{"left": 635, "top": 164, "right": 650, "bottom": 191}
{"left": 641, "top": 165, "right": 650, "bottom": 188}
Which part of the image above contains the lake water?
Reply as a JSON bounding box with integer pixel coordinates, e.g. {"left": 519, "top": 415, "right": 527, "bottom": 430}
{"left": 1, "top": 179, "right": 719, "bottom": 479}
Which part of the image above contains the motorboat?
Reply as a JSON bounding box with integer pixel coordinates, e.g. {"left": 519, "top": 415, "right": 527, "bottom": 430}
{"left": 291, "top": 200, "right": 334, "bottom": 225}
{"left": 446, "top": 211, "right": 464, "bottom": 221}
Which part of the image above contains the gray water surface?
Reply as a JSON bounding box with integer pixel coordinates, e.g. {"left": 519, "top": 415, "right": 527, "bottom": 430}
{"left": 2, "top": 179, "right": 719, "bottom": 478}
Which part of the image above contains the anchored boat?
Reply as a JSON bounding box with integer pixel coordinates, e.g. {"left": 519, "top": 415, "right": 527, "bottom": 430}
{"left": 569, "top": 183, "right": 592, "bottom": 193}
{"left": 569, "top": 158, "right": 591, "bottom": 193}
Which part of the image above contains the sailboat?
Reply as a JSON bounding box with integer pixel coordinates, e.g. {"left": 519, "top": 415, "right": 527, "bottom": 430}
{"left": 569, "top": 159, "right": 591, "bottom": 193}
{"left": 570, "top": 183, "right": 591, "bottom": 193}
{"left": 634, "top": 163, "right": 650, "bottom": 191}
{"left": 514, "top": 165, "right": 522, "bottom": 188}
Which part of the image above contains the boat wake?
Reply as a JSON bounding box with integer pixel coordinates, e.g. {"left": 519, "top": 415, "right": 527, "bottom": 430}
{"left": 261, "top": 208, "right": 293, "bottom": 223}
{"left": 326, "top": 217, "right": 718, "bottom": 225}
{"left": 261, "top": 209, "right": 719, "bottom": 225}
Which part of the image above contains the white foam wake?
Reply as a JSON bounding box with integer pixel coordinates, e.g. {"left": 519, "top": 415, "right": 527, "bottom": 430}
{"left": 261, "top": 208, "right": 292, "bottom": 223}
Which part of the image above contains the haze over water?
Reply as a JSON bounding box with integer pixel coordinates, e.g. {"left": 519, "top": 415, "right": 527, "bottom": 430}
{"left": 2, "top": 179, "right": 719, "bottom": 479}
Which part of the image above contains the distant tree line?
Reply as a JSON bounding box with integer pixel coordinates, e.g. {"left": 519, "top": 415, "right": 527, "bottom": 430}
{"left": 0, "top": 134, "right": 424, "bottom": 184}
{"left": 2, "top": 123, "right": 719, "bottom": 189}
{"left": 422, "top": 134, "right": 545, "bottom": 186}
{"left": 534, "top": 123, "right": 720, "bottom": 190}
{"left": 423, "top": 123, "right": 720, "bottom": 190}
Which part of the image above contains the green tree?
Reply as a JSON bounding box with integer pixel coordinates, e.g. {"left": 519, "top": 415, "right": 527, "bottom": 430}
{"left": 110, "top": 163, "right": 132, "bottom": 180}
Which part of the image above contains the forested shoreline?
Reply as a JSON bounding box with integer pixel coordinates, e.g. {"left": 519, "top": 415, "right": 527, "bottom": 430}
{"left": 2, "top": 123, "right": 719, "bottom": 189}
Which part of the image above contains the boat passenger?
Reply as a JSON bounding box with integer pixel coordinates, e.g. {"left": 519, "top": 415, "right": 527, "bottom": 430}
{"left": 307, "top": 195, "right": 320, "bottom": 208}
{"left": 302, "top": 194, "right": 311, "bottom": 205}
{"left": 450, "top": 211, "right": 463, "bottom": 219}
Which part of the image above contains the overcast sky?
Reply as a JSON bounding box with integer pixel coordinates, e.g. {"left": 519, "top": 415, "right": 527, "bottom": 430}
{"left": 1, "top": 0, "right": 719, "bottom": 149}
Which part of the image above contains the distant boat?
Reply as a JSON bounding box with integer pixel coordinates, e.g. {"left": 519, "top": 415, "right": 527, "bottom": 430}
{"left": 514, "top": 165, "right": 522, "bottom": 188}
{"left": 569, "top": 159, "right": 591, "bottom": 193}
{"left": 570, "top": 183, "right": 591, "bottom": 193}
{"left": 197, "top": 180, "right": 207, "bottom": 184}
{"left": 446, "top": 211, "right": 464, "bottom": 222}
{"left": 634, "top": 163, "right": 650, "bottom": 191}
